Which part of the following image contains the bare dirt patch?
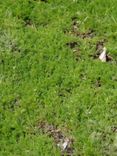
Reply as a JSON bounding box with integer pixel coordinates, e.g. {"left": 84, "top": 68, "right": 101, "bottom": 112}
{"left": 38, "top": 121, "right": 74, "bottom": 156}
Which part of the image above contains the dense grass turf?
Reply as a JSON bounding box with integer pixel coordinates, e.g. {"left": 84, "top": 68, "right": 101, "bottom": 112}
{"left": 0, "top": 0, "right": 117, "bottom": 155}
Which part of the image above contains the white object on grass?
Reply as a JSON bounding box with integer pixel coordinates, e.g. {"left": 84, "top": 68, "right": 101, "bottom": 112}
{"left": 99, "top": 47, "right": 107, "bottom": 62}
{"left": 62, "top": 140, "right": 68, "bottom": 150}
{"left": 57, "top": 138, "right": 69, "bottom": 151}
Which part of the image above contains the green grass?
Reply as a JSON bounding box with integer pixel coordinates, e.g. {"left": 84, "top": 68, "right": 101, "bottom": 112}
{"left": 0, "top": 0, "right": 117, "bottom": 155}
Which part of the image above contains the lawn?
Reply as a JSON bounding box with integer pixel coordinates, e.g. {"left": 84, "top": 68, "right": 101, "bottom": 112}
{"left": 0, "top": 0, "right": 117, "bottom": 155}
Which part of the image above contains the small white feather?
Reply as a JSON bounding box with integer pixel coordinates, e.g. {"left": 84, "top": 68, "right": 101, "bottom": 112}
{"left": 62, "top": 141, "right": 68, "bottom": 150}
{"left": 99, "top": 47, "right": 107, "bottom": 62}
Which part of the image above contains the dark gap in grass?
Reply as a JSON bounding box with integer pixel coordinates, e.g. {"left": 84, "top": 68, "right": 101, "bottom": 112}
{"left": 11, "top": 43, "right": 21, "bottom": 53}
{"left": 79, "top": 73, "right": 87, "bottom": 81}
{"left": 71, "top": 16, "right": 78, "bottom": 21}
{"left": 66, "top": 41, "right": 78, "bottom": 49}
{"left": 66, "top": 26, "right": 95, "bottom": 39}
{"left": 21, "top": 15, "right": 49, "bottom": 28}
{"left": 34, "top": 0, "right": 48, "bottom": 2}
{"left": 79, "top": 29, "right": 95, "bottom": 39}
{"left": 90, "top": 40, "right": 106, "bottom": 59}
{"left": 15, "top": 1, "right": 37, "bottom": 27}
{"left": 95, "top": 40, "right": 106, "bottom": 57}
{"left": 10, "top": 127, "right": 16, "bottom": 131}
{"left": 71, "top": 16, "right": 79, "bottom": 31}
{"left": 0, "top": 59, "right": 4, "bottom": 65}
{"left": 96, "top": 40, "right": 105, "bottom": 52}
{"left": 58, "top": 88, "right": 72, "bottom": 103}
{"left": 63, "top": 28, "right": 70, "bottom": 34}
{"left": 40, "top": 0, "right": 48, "bottom": 2}
{"left": 21, "top": 16, "right": 33, "bottom": 27}
{"left": 77, "top": 107, "right": 84, "bottom": 122}
{"left": 90, "top": 77, "right": 102, "bottom": 88}
{"left": 65, "top": 17, "right": 95, "bottom": 39}
{"left": 73, "top": 48, "right": 81, "bottom": 61}
{"left": 106, "top": 55, "right": 113, "bottom": 62}
{"left": 95, "top": 77, "right": 101, "bottom": 87}
{"left": 111, "top": 126, "right": 117, "bottom": 133}
{"left": 66, "top": 41, "right": 81, "bottom": 61}
{"left": 70, "top": 29, "right": 95, "bottom": 39}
